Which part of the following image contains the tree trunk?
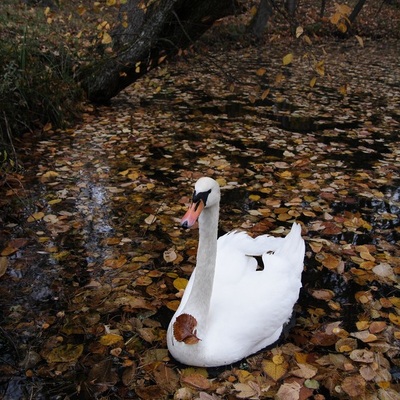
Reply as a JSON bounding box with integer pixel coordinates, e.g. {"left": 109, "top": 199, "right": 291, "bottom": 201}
{"left": 248, "top": 0, "right": 274, "bottom": 39}
{"left": 320, "top": 0, "right": 327, "bottom": 17}
{"left": 348, "top": 0, "right": 367, "bottom": 24}
{"left": 285, "top": 0, "right": 296, "bottom": 18}
{"left": 80, "top": 0, "right": 238, "bottom": 103}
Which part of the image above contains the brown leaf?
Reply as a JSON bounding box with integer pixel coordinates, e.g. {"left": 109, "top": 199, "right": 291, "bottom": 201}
{"left": 349, "top": 349, "right": 374, "bottom": 363}
{"left": 369, "top": 321, "right": 386, "bottom": 334}
{"left": 291, "top": 363, "right": 318, "bottom": 379}
{"left": 0, "top": 257, "right": 8, "bottom": 277}
{"left": 152, "top": 363, "right": 179, "bottom": 393}
{"left": 276, "top": 381, "right": 301, "bottom": 400}
{"left": 181, "top": 373, "right": 211, "bottom": 390}
{"left": 135, "top": 385, "right": 167, "bottom": 400}
{"left": 341, "top": 375, "right": 366, "bottom": 397}
{"left": 173, "top": 314, "right": 200, "bottom": 344}
{"left": 122, "top": 363, "right": 137, "bottom": 386}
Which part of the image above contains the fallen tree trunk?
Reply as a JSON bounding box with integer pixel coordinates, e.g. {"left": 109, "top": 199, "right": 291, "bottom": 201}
{"left": 80, "top": 0, "right": 239, "bottom": 103}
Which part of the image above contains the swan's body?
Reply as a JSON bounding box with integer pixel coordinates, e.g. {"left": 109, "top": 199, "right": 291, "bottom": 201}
{"left": 167, "top": 177, "right": 305, "bottom": 367}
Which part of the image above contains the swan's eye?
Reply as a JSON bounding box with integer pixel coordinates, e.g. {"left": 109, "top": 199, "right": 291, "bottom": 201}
{"left": 192, "top": 189, "right": 211, "bottom": 206}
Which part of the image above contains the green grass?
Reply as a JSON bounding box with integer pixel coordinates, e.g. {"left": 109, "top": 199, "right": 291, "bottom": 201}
{"left": 0, "top": 1, "right": 88, "bottom": 172}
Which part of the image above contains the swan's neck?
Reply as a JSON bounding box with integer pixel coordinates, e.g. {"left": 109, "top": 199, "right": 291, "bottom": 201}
{"left": 183, "top": 204, "right": 219, "bottom": 333}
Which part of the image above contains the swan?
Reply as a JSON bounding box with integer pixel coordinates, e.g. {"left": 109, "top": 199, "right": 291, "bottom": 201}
{"left": 167, "top": 177, "right": 305, "bottom": 367}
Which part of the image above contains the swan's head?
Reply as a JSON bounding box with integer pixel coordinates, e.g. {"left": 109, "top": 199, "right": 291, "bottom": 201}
{"left": 181, "top": 177, "right": 220, "bottom": 228}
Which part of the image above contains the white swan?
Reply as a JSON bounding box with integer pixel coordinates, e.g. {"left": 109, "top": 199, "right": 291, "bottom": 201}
{"left": 167, "top": 177, "right": 305, "bottom": 367}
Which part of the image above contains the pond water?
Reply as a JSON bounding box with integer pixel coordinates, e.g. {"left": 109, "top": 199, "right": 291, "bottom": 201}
{"left": 0, "top": 41, "right": 399, "bottom": 399}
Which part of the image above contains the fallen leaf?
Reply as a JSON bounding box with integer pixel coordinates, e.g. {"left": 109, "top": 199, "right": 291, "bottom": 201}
{"left": 45, "top": 344, "right": 84, "bottom": 363}
{"left": 341, "top": 375, "right": 366, "bottom": 397}
{"left": 99, "top": 333, "right": 124, "bottom": 346}
{"left": 0, "top": 257, "right": 8, "bottom": 277}
{"left": 262, "top": 359, "right": 288, "bottom": 381}
{"left": 181, "top": 373, "right": 211, "bottom": 390}
{"left": 283, "top": 53, "right": 293, "bottom": 66}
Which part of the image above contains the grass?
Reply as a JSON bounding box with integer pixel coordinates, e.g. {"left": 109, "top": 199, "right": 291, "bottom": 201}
{"left": 0, "top": 0, "right": 95, "bottom": 172}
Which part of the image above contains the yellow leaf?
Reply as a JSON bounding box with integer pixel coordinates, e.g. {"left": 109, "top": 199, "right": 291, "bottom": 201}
{"left": 262, "top": 359, "right": 287, "bottom": 381}
{"left": 337, "top": 4, "right": 352, "bottom": 15}
{"left": 99, "top": 333, "right": 123, "bottom": 346}
{"left": 339, "top": 84, "right": 348, "bottom": 95}
{"left": 310, "top": 76, "right": 317, "bottom": 88}
{"left": 249, "top": 194, "right": 260, "bottom": 201}
{"left": 389, "top": 297, "right": 400, "bottom": 308}
{"left": 106, "top": 0, "right": 116, "bottom": 6}
{"left": 303, "top": 35, "right": 312, "bottom": 45}
{"left": 173, "top": 277, "right": 188, "bottom": 291}
{"left": 45, "top": 344, "right": 84, "bottom": 363}
{"left": 48, "top": 199, "right": 62, "bottom": 205}
{"left": 330, "top": 12, "right": 341, "bottom": 25}
{"left": 337, "top": 22, "right": 347, "bottom": 33}
{"left": 282, "top": 53, "right": 293, "bottom": 66}
{"left": 41, "top": 170, "right": 59, "bottom": 182}
{"left": 315, "top": 60, "right": 325, "bottom": 77}
{"left": 256, "top": 67, "right": 267, "bottom": 76}
{"left": 166, "top": 300, "right": 180, "bottom": 311}
{"left": 27, "top": 211, "right": 45, "bottom": 222}
{"left": 102, "top": 32, "right": 112, "bottom": 45}
{"left": 295, "top": 26, "right": 303, "bottom": 38}
{"left": 272, "top": 354, "right": 285, "bottom": 365}
{"left": 389, "top": 313, "right": 400, "bottom": 326}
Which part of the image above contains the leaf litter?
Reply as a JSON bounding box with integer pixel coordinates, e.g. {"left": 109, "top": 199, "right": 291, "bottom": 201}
{"left": 0, "top": 37, "right": 400, "bottom": 399}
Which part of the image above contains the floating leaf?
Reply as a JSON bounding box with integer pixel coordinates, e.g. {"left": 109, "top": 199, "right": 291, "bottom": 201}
{"left": 262, "top": 359, "right": 287, "bottom": 381}
{"left": 310, "top": 76, "right": 317, "bottom": 88}
{"left": 389, "top": 313, "right": 400, "bottom": 326}
{"left": 256, "top": 67, "right": 266, "bottom": 76}
{"left": 181, "top": 373, "right": 211, "bottom": 390}
{"left": 282, "top": 53, "right": 293, "bottom": 66}
{"left": 45, "top": 344, "right": 84, "bottom": 363}
{"left": 355, "top": 35, "right": 364, "bottom": 47}
{"left": 99, "top": 333, "right": 123, "bottom": 346}
{"left": 102, "top": 32, "right": 112, "bottom": 44}
{"left": 163, "top": 248, "right": 177, "bottom": 263}
{"left": 315, "top": 60, "right": 325, "bottom": 77}
{"left": 0, "top": 257, "right": 8, "bottom": 277}
{"left": 295, "top": 26, "right": 303, "bottom": 38}
{"left": 27, "top": 212, "right": 45, "bottom": 222}
{"left": 291, "top": 362, "right": 318, "bottom": 379}
{"left": 173, "top": 277, "right": 188, "bottom": 291}
{"left": 341, "top": 375, "right": 366, "bottom": 397}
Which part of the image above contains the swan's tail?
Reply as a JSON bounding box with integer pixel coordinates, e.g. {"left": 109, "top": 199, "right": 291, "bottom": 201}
{"left": 273, "top": 222, "right": 305, "bottom": 275}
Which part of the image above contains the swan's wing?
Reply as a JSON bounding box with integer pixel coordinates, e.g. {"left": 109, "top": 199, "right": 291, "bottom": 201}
{"left": 217, "top": 230, "right": 284, "bottom": 255}
{"left": 215, "top": 230, "right": 285, "bottom": 282}
{"left": 265, "top": 222, "right": 305, "bottom": 279}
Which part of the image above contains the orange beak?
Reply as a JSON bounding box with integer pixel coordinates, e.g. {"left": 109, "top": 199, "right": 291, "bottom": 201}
{"left": 181, "top": 200, "right": 205, "bottom": 228}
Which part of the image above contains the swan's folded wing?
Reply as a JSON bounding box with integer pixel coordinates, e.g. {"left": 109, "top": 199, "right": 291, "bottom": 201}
{"left": 217, "top": 230, "right": 284, "bottom": 255}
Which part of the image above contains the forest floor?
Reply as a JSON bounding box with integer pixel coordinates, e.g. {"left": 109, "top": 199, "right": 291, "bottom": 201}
{"left": 1, "top": 6, "right": 400, "bottom": 400}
